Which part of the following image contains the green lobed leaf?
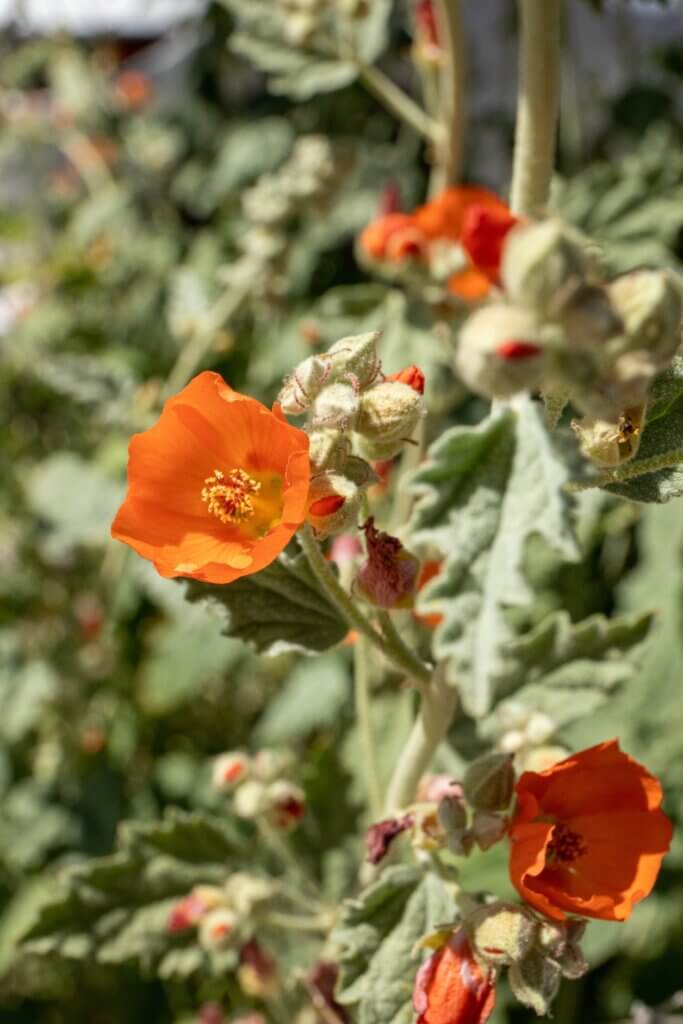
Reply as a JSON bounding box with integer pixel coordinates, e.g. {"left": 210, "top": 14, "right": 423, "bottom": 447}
{"left": 184, "top": 550, "right": 347, "bottom": 655}
{"left": 489, "top": 609, "right": 654, "bottom": 732}
{"left": 603, "top": 367, "right": 683, "bottom": 502}
{"left": 334, "top": 866, "right": 456, "bottom": 1024}
{"left": 255, "top": 652, "right": 350, "bottom": 744}
{"left": 11, "top": 811, "right": 248, "bottom": 985}
{"left": 411, "top": 399, "right": 579, "bottom": 717}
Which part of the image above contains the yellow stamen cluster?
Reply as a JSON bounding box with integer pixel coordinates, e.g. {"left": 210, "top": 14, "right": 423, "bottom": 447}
{"left": 201, "top": 468, "right": 260, "bottom": 524}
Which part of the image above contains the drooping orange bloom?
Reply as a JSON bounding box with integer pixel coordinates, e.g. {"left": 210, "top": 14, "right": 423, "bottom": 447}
{"left": 359, "top": 186, "right": 512, "bottom": 301}
{"left": 112, "top": 372, "right": 310, "bottom": 584}
{"left": 508, "top": 740, "right": 673, "bottom": 922}
{"left": 413, "top": 930, "right": 496, "bottom": 1024}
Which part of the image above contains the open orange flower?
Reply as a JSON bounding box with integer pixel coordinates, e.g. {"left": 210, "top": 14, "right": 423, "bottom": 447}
{"left": 358, "top": 186, "right": 512, "bottom": 301}
{"left": 509, "top": 740, "right": 672, "bottom": 922}
{"left": 112, "top": 372, "right": 310, "bottom": 583}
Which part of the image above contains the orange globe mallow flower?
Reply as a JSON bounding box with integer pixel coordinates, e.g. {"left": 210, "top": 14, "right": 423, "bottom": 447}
{"left": 111, "top": 372, "right": 310, "bottom": 584}
{"left": 413, "top": 930, "right": 496, "bottom": 1024}
{"left": 509, "top": 740, "right": 673, "bottom": 922}
{"left": 359, "top": 185, "right": 515, "bottom": 301}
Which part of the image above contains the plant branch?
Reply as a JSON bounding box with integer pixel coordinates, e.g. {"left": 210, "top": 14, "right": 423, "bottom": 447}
{"left": 356, "top": 62, "right": 439, "bottom": 142}
{"left": 299, "top": 525, "right": 431, "bottom": 686}
{"left": 509, "top": 0, "right": 562, "bottom": 216}
{"left": 432, "top": 0, "right": 466, "bottom": 188}
{"left": 383, "top": 662, "right": 458, "bottom": 814}
{"left": 354, "top": 634, "right": 384, "bottom": 819}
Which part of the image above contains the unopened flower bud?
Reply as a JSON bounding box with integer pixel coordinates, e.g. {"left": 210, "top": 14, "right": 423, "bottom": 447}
{"left": 387, "top": 364, "right": 425, "bottom": 394}
{"left": 509, "top": 952, "right": 561, "bottom": 1016}
{"left": 168, "top": 889, "right": 217, "bottom": 933}
{"left": 212, "top": 751, "right": 250, "bottom": 791}
{"left": 463, "top": 753, "right": 515, "bottom": 812}
{"left": 224, "top": 874, "right": 278, "bottom": 918}
{"left": 558, "top": 282, "right": 623, "bottom": 348}
{"left": 556, "top": 941, "right": 589, "bottom": 980}
{"left": 308, "top": 429, "right": 351, "bottom": 471}
{"left": 233, "top": 779, "right": 270, "bottom": 819}
{"left": 266, "top": 780, "right": 306, "bottom": 830}
{"left": 238, "top": 939, "right": 279, "bottom": 998}
{"left": 466, "top": 902, "right": 537, "bottom": 966}
{"left": 355, "top": 517, "right": 420, "bottom": 609}
{"left": 536, "top": 919, "right": 567, "bottom": 958}
{"left": 502, "top": 219, "right": 590, "bottom": 315}
{"left": 311, "top": 382, "right": 361, "bottom": 431}
{"left": 609, "top": 269, "right": 683, "bottom": 364}
{"left": 354, "top": 435, "right": 409, "bottom": 462}
{"left": 471, "top": 811, "right": 508, "bottom": 851}
{"left": 411, "top": 803, "right": 448, "bottom": 852}
{"left": 356, "top": 380, "right": 423, "bottom": 447}
{"left": 525, "top": 712, "right": 556, "bottom": 745}
{"left": 306, "top": 472, "right": 359, "bottom": 538}
{"left": 437, "top": 795, "right": 472, "bottom": 855}
{"left": 417, "top": 774, "right": 464, "bottom": 804}
{"left": 251, "top": 749, "right": 294, "bottom": 782}
{"left": 327, "top": 331, "right": 382, "bottom": 390}
{"left": 278, "top": 356, "right": 331, "bottom": 415}
{"left": 521, "top": 745, "right": 571, "bottom": 774}
{"left": 365, "top": 814, "right": 414, "bottom": 864}
{"left": 455, "top": 304, "right": 546, "bottom": 398}
{"left": 199, "top": 907, "right": 239, "bottom": 949}
{"left": 572, "top": 406, "right": 643, "bottom": 468}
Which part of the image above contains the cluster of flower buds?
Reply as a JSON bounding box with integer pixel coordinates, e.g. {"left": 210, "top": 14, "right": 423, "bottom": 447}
{"left": 227, "top": 136, "right": 352, "bottom": 303}
{"left": 455, "top": 217, "right": 683, "bottom": 465}
{"left": 490, "top": 701, "right": 568, "bottom": 772}
{"left": 358, "top": 185, "right": 518, "bottom": 305}
{"left": 366, "top": 753, "right": 516, "bottom": 865}
{"left": 168, "top": 873, "right": 276, "bottom": 955}
{"left": 279, "top": 331, "right": 425, "bottom": 537}
{"left": 413, "top": 907, "right": 588, "bottom": 1022}
{"left": 212, "top": 749, "right": 306, "bottom": 831}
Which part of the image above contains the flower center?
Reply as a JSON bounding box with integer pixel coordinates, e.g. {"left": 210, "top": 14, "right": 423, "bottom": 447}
{"left": 201, "top": 468, "right": 261, "bottom": 524}
{"left": 546, "top": 823, "right": 588, "bottom": 865}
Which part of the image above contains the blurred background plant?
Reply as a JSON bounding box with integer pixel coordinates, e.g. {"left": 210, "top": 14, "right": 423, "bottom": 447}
{"left": 0, "top": 1, "right": 682, "bottom": 1022}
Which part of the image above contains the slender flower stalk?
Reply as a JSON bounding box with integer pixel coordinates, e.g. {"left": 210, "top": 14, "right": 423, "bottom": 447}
{"left": 432, "top": 0, "right": 466, "bottom": 189}
{"left": 354, "top": 634, "right": 384, "bottom": 819}
{"left": 510, "top": 0, "right": 563, "bottom": 216}
{"left": 383, "top": 662, "right": 458, "bottom": 814}
{"left": 299, "top": 525, "right": 431, "bottom": 686}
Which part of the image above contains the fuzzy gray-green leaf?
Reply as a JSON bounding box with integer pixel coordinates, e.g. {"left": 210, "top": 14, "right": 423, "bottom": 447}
{"left": 411, "top": 400, "right": 578, "bottom": 717}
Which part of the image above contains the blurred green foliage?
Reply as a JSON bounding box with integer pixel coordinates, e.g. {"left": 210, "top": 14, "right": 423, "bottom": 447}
{"left": 0, "top": 2, "right": 682, "bottom": 1022}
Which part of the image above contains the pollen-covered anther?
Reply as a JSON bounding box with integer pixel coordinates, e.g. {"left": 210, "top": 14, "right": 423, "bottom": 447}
{"left": 201, "top": 468, "right": 261, "bottom": 524}
{"left": 547, "top": 823, "right": 588, "bottom": 864}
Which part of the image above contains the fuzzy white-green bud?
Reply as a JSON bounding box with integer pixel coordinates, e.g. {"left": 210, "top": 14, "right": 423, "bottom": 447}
{"left": 279, "top": 355, "right": 331, "bottom": 415}
{"left": 356, "top": 380, "right": 423, "bottom": 445}
{"left": 463, "top": 752, "right": 515, "bottom": 812}
{"left": 311, "top": 382, "right": 360, "bottom": 431}
{"left": 466, "top": 903, "right": 537, "bottom": 966}
{"left": 609, "top": 269, "right": 683, "bottom": 365}
{"left": 306, "top": 472, "right": 359, "bottom": 538}
{"left": 327, "top": 331, "right": 382, "bottom": 390}
{"left": 455, "top": 304, "right": 546, "bottom": 399}
{"left": 502, "top": 219, "right": 590, "bottom": 316}
{"left": 572, "top": 407, "right": 643, "bottom": 468}
{"left": 509, "top": 951, "right": 561, "bottom": 1016}
{"left": 308, "top": 428, "right": 351, "bottom": 471}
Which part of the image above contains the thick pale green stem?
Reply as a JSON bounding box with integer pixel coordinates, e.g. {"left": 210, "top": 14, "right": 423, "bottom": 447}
{"left": 383, "top": 663, "right": 458, "bottom": 814}
{"left": 510, "top": 0, "right": 562, "bottom": 217}
{"left": 354, "top": 635, "right": 384, "bottom": 819}
{"left": 299, "top": 525, "right": 431, "bottom": 686}
{"left": 432, "top": 0, "right": 466, "bottom": 189}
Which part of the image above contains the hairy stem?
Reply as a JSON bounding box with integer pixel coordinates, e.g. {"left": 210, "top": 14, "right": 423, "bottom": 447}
{"left": 432, "top": 0, "right": 466, "bottom": 188}
{"left": 354, "top": 634, "right": 384, "bottom": 819}
{"left": 383, "top": 663, "right": 458, "bottom": 814}
{"left": 566, "top": 447, "right": 683, "bottom": 492}
{"left": 299, "top": 525, "right": 431, "bottom": 686}
{"left": 357, "top": 62, "right": 439, "bottom": 142}
{"left": 509, "top": 0, "right": 562, "bottom": 216}
{"left": 163, "top": 285, "right": 248, "bottom": 400}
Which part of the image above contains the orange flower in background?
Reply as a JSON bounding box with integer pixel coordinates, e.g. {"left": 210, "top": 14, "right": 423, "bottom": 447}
{"left": 359, "top": 185, "right": 513, "bottom": 301}
{"left": 112, "top": 372, "right": 310, "bottom": 583}
{"left": 413, "top": 930, "right": 496, "bottom": 1024}
{"left": 509, "top": 740, "right": 673, "bottom": 922}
